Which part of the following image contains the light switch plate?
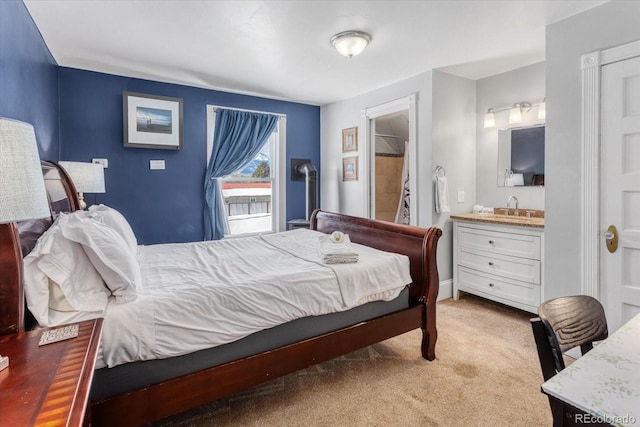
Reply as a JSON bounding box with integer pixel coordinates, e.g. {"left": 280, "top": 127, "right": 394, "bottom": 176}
{"left": 150, "top": 160, "right": 165, "bottom": 170}
{"left": 92, "top": 158, "right": 108, "bottom": 168}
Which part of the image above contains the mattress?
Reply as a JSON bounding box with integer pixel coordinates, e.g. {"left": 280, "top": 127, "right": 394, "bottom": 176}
{"left": 90, "top": 287, "right": 409, "bottom": 400}
{"left": 96, "top": 229, "right": 412, "bottom": 368}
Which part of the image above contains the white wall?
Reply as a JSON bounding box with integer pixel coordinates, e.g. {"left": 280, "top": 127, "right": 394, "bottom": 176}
{"left": 321, "top": 70, "right": 475, "bottom": 292}
{"left": 476, "top": 62, "right": 545, "bottom": 210}
{"left": 320, "top": 71, "right": 433, "bottom": 228}
{"left": 432, "top": 70, "right": 476, "bottom": 290}
{"left": 545, "top": 1, "right": 640, "bottom": 299}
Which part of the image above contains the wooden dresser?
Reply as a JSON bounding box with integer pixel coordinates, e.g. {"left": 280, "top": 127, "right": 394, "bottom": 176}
{"left": 0, "top": 318, "right": 103, "bottom": 426}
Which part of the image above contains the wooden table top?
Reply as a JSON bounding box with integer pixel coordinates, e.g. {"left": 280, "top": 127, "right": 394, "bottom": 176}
{"left": 0, "top": 318, "right": 103, "bottom": 427}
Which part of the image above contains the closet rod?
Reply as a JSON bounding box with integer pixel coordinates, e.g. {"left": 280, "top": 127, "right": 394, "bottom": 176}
{"left": 375, "top": 133, "right": 406, "bottom": 139}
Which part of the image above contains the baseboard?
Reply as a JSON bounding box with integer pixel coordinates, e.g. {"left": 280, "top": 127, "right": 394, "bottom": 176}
{"left": 437, "top": 279, "right": 453, "bottom": 301}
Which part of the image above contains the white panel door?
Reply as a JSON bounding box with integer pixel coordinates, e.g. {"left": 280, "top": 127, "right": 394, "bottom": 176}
{"left": 600, "top": 55, "right": 640, "bottom": 332}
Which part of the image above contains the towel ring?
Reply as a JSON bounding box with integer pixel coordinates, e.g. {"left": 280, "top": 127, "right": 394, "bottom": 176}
{"left": 434, "top": 165, "right": 446, "bottom": 178}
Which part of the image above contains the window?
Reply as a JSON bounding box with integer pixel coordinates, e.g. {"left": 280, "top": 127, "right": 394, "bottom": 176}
{"left": 206, "top": 106, "right": 286, "bottom": 236}
{"left": 222, "top": 132, "right": 275, "bottom": 235}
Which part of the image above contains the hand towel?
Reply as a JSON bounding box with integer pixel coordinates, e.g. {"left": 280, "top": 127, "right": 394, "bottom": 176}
{"left": 319, "top": 231, "right": 359, "bottom": 264}
{"left": 435, "top": 175, "right": 450, "bottom": 213}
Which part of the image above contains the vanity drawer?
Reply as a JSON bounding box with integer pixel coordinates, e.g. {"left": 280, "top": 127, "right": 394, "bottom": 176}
{"left": 457, "top": 248, "right": 540, "bottom": 284}
{"left": 457, "top": 266, "right": 541, "bottom": 308}
{"left": 457, "top": 226, "right": 540, "bottom": 260}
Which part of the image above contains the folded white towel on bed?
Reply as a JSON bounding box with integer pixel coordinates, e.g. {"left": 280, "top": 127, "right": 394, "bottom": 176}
{"left": 319, "top": 231, "right": 359, "bottom": 264}
{"left": 261, "top": 229, "right": 410, "bottom": 308}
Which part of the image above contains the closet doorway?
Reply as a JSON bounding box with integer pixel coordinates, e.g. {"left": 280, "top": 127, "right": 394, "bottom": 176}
{"left": 374, "top": 111, "right": 409, "bottom": 222}
{"left": 362, "top": 94, "right": 417, "bottom": 225}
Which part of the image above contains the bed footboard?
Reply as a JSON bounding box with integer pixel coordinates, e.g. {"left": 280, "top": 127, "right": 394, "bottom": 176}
{"left": 310, "top": 209, "right": 442, "bottom": 359}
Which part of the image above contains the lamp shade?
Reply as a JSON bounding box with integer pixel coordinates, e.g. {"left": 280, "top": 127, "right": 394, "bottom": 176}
{"left": 483, "top": 109, "right": 496, "bottom": 128}
{"left": 509, "top": 104, "right": 523, "bottom": 125}
{"left": 331, "top": 31, "right": 371, "bottom": 58}
{"left": 538, "top": 99, "right": 546, "bottom": 120}
{"left": 0, "top": 118, "right": 50, "bottom": 223}
{"left": 59, "top": 161, "right": 105, "bottom": 193}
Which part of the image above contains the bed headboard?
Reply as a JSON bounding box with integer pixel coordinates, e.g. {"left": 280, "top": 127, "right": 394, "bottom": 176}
{"left": 0, "top": 161, "right": 80, "bottom": 336}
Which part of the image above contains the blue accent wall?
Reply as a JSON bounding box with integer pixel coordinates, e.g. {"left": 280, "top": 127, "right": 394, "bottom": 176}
{"left": 0, "top": 0, "right": 59, "bottom": 159}
{"left": 59, "top": 68, "right": 320, "bottom": 244}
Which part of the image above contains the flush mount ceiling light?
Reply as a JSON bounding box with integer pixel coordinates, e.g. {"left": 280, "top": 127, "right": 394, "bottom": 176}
{"left": 331, "top": 31, "right": 371, "bottom": 58}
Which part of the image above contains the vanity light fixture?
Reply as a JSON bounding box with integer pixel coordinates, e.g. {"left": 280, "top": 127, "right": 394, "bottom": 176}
{"left": 484, "top": 101, "right": 539, "bottom": 128}
{"left": 509, "top": 103, "right": 524, "bottom": 125}
{"left": 331, "top": 31, "right": 372, "bottom": 58}
{"left": 537, "top": 98, "right": 546, "bottom": 120}
{"left": 483, "top": 109, "right": 496, "bottom": 128}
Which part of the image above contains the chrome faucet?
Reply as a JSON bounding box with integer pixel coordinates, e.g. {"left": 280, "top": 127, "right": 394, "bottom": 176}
{"left": 507, "top": 195, "right": 519, "bottom": 216}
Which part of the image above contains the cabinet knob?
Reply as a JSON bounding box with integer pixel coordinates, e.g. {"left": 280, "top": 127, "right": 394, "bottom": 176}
{"left": 488, "top": 240, "right": 494, "bottom": 244}
{"left": 489, "top": 283, "right": 495, "bottom": 287}
{"left": 488, "top": 262, "right": 494, "bottom": 266}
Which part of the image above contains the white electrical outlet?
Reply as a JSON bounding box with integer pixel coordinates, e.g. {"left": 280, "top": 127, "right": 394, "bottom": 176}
{"left": 457, "top": 189, "right": 465, "bottom": 203}
{"left": 92, "top": 158, "right": 108, "bottom": 168}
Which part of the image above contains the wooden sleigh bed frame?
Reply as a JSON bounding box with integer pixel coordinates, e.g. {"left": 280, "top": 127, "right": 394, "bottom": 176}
{"left": 0, "top": 161, "right": 442, "bottom": 426}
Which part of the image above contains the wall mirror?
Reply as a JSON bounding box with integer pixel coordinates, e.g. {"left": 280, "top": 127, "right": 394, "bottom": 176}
{"left": 497, "top": 125, "right": 545, "bottom": 187}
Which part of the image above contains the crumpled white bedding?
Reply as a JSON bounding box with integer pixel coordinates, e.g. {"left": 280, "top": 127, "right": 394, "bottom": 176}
{"left": 96, "top": 229, "right": 411, "bottom": 368}
{"left": 261, "top": 230, "right": 410, "bottom": 307}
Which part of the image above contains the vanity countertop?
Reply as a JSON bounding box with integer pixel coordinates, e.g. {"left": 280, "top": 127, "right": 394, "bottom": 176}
{"left": 450, "top": 213, "right": 544, "bottom": 229}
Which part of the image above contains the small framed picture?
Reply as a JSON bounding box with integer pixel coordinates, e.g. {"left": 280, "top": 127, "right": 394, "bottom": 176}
{"left": 123, "top": 91, "right": 183, "bottom": 150}
{"left": 342, "top": 127, "right": 358, "bottom": 152}
{"left": 342, "top": 156, "right": 358, "bottom": 181}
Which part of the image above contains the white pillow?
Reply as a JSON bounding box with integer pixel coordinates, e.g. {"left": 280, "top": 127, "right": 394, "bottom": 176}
{"left": 48, "top": 280, "right": 76, "bottom": 312}
{"left": 59, "top": 213, "right": 140, "bottom": 303}
{"left": 23, "top": 249, "right": 51, "bottom": 326}
{"left": 23, "top": 221, "right": 110, "bottom": 327}
{"left": 88, "top": 204, "right": 137, "bottom": 255}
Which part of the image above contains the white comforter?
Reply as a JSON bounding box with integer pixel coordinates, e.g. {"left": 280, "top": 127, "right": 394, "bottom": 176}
{"left": 97, "top": 229, "right": 411, "bottom": 368}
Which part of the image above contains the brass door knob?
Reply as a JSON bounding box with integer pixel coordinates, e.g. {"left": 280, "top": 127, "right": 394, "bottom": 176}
{"left": 605, "top": 225, "right": 618, "bottom": 253}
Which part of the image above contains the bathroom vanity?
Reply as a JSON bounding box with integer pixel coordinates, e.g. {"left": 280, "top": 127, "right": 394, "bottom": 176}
{"left": 451, "top": 212, "right": 544, "bottom": 313}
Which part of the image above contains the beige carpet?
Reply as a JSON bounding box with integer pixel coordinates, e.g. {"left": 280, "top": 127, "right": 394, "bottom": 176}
{"left": 150, "top": 295, "right": 552, "bottom": 426}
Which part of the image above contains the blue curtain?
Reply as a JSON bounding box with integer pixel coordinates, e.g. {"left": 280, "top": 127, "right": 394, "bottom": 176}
{"left": 203, "top": 109, "right": 279, "bottom": 240}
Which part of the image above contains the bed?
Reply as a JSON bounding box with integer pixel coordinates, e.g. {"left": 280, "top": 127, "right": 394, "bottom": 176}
{"left": 0, "top": 161, "right": 442, "bottom": 426}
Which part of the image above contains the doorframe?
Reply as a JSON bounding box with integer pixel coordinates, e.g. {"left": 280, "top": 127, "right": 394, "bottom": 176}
{"left": 361, "top": 94, "right": 417, "bottom": 224}
{"left": 581, "top": 39, "right": 640, "bottom": 297}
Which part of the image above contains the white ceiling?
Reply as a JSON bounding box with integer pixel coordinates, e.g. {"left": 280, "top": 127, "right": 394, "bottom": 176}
{"left": 24, "top": 0, "right": 607, "bottom": 106}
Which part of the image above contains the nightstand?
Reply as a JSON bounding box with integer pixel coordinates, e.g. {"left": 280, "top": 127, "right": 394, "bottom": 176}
{"left": 0, "top": 318, "right": 103, "bottom": 426}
